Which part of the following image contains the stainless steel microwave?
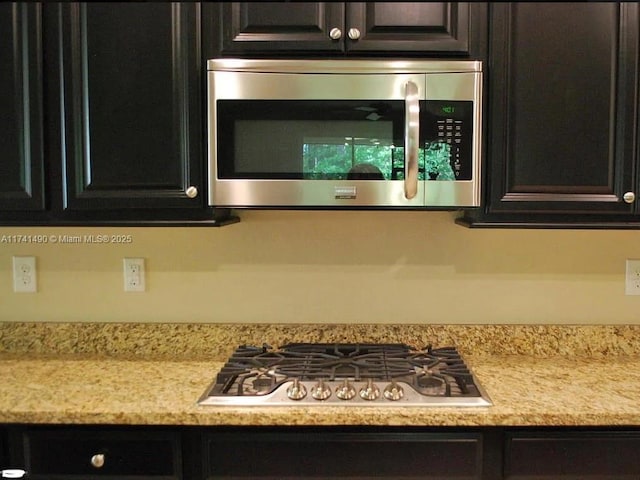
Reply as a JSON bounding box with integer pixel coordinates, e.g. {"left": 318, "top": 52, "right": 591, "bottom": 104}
{"left": 207, "top": 59, "right": 482, "bottom": 208}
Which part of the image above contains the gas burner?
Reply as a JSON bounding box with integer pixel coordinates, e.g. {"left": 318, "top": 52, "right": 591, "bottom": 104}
{"left": 199, "top": 343, "right": 492, "bottom": 407}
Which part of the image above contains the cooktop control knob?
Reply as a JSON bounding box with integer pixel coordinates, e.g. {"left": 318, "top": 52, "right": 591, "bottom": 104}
{"left": 311, "top": 379, "right": 332, "bottom": 400}
{"left": 335, "top": 379, "right": 356, "bottom": 400}
{"left": 286, "top": 379, "right": 307, "bottom": 400}
{"left": 383, "top": 381, "right": 404, "bottom": 401}
{"left": 359, "top": 379, "right": 381, "bottom": 401}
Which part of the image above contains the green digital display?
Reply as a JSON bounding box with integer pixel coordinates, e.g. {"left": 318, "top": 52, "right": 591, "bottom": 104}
{"left": 441, "top": 106, "right": 455, "bottom": 114}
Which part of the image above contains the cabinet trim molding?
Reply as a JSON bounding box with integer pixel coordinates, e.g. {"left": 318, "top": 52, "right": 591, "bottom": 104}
{"left": 0, "top": 3, "right": 45, "bottom": 211}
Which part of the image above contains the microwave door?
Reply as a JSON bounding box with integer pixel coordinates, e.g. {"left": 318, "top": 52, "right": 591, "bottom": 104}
{"left": 209, "top": 72, "right": 426, "bottom": 208}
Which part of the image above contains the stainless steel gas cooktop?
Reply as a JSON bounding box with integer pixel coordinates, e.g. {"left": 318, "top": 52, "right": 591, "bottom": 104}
{"left": 198, "top": 343, "right": 492, "bottom": 407}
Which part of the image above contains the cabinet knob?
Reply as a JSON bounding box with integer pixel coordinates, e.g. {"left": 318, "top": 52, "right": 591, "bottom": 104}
{"left": 347, "top": 28, "right": 361, "bottom": 40}
{"left": 90, "top": 454, "right": 105, "bottom": 469}
{"left": 186, "top": 186, "right": 198, "bottom": 198}
{"left": 329, "top": 27, "right": 342, "bottom": 40}
{"left": 623, "top": 191, "right": 636, "bottom": 204}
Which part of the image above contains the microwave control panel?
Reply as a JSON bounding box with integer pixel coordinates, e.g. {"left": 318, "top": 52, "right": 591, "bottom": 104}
{"left": 422, "top": 100, "right": 474, "bottom": 181}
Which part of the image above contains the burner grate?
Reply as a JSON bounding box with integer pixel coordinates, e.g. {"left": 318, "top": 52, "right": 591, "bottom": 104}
{"left": 201, "top": 343, "right": 492, "bottom": 406}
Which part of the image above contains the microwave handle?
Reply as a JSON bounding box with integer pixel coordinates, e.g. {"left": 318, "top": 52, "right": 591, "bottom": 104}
{"left": 404, "top": 81, "right": 419, "bottom": 199}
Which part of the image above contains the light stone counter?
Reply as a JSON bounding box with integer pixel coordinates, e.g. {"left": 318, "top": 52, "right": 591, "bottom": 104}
{"left": 1, "top": 354, "right": 640, "bottom": 427}
{"left": 2, "top": 322, "right": 640, "bottom": 427}
{"left": 3, "top": 322, "right": 640, "bottom": 358}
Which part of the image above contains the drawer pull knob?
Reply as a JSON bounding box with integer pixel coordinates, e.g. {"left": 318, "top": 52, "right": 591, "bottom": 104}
{"left": 329, "top": 27, "right": 342, "bottom": 40}
{"left": 623, "top": 191, "right": 635, "bottom": 203}
{"left": 90, "top": 454, "right": 105, "bottom": 469}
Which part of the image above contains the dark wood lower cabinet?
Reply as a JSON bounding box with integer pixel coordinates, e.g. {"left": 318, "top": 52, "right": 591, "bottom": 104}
{"left": 505, "top": 430, "right": 640, "bottom": 479}
{"left": 6, "top": 426, "right": 640, "bottom": 479}
{"left": 9, "top": 426, "right": 182, "bottom": 479}
{"left": 203, "top": 428, "right": 495, "bottom": 479}
{"left": 0, "top": 427, "right": 6, "bottom": 472}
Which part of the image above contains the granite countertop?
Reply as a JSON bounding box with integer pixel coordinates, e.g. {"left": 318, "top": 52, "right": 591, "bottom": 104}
{"left": 2, "top": 322, "right": 640, "bottom": 427}
{"left": 1, "top": 354, "right": 640, "bottom": 426}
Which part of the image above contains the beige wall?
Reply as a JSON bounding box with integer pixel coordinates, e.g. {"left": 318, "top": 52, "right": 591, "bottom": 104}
{"left": 1, "top": 210, "right": 639, "bottom": 324}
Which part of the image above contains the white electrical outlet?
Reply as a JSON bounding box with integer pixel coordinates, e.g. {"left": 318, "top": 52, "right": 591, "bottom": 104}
{"left": 123, "top": 257, "right": 145, "bottom": 292}
{"left": 625, "top": 259, "right": 640, "bottom": 295}
{"left": 13, "top": 256, "right": 37, "bottom": 293}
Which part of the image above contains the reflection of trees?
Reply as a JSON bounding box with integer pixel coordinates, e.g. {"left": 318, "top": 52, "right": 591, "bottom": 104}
{"left": 303, "top": 141, "right": 454, "bottom": 181}
{"left": 425, "top": 142, "right": 455, "bottom": 180}
{"left": 304, "top": 143, "right": 393, "bottom": 180}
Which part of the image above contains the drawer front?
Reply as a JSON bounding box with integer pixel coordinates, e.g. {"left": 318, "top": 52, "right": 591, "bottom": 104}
{"left": 204, "top": 431, "right": 484, "bottom": 479}
{"left": 505, "top": 431, "right": 640, "bottom": 479}
{"left": 23, "top": 429, "right": 181, "bottom": 479}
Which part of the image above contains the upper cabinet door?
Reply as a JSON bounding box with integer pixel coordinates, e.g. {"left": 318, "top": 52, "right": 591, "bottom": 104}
{"left": 0, "top": 3, "right": 44, "bottom": 212}
{"left": 208, "top": 2, "right": 482, "bottom": 57}
{"left": 215, "top": 2, "right": 346, "bottom": 54}
{"left": 345, "top": 2, "right": 470, "bottom": 54}
{"left": 49, "top": 3, "right": 203, "bottom": 212}
{"left": 486, "top": 3, "right": 638, "bottom": 216}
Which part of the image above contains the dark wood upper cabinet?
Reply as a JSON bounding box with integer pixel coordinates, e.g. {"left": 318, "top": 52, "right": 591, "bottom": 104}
{"left": 0, "top": 3, "right": 45, "bottom": 212}
{"left": 208, "top": 2, "right": 482, "bottom": 57}
{"left": 216, "top": 2, "right": 345, "bottom": 53}
{"left": 460, "top": 2, "right": 640, "bottom": 227}
{"left": 0, "top": 2, "right": 236, "bottom": 225}
{"left": 50, "top": 3, "right": 203, "bottom": 214}
{"left": 345, "top": 2, "right": 470, "bottom": 53}
{"left": 9, "top": 2, "right": 640, "bottom": 228}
